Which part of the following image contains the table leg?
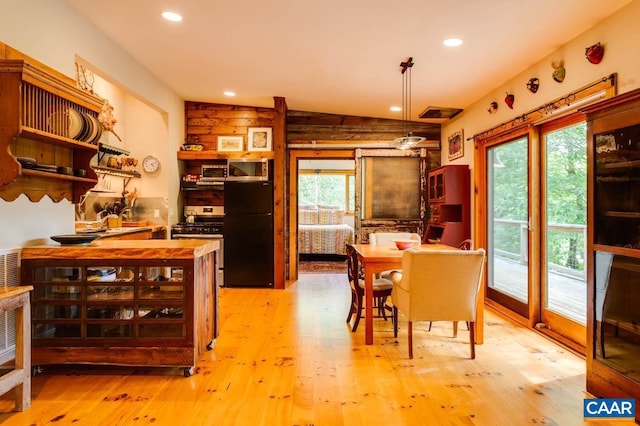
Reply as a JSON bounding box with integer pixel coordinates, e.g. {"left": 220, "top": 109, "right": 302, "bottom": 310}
{"left": 15, "top": 301, "right": 31, "bottom": 411}
{"left": 364, "top": 264, "right": 373, "bottom": 345}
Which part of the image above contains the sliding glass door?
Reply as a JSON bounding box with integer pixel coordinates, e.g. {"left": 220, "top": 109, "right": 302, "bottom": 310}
{"left": 482, "top": 115, "right": 587, "bottom": 348}
{"left": 540, "top": 118, "right": 587, "bottom": 346}
{"left": 486, "top": 137, "right": 530, "bottom": 317}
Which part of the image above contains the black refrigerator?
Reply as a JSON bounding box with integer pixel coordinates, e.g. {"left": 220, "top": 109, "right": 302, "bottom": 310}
{"left": 223, "top": 180, "right": 274, "bottom": 287}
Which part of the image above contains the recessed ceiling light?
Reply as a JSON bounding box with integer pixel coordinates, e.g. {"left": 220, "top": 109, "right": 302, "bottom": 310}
{"left": 443, "top": 38, "right": 463, "bottom": 47}
{"left": 224, "top": 91, "right": 236, "bottom": 97}
{"left": 161, "top": 11, "right": 183, "bottom": 22}
{"left": 390, "top": 106, "right": 402, "bottom": 112}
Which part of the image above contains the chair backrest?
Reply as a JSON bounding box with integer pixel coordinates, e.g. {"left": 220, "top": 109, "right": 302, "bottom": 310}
{"left": 394, "top": 249, "right": 485, "bottom": 322}
{"left": 345, "top": 243, "right": 362, "bottom": 295}
{"left": 369, "top": 232, "right": 421, "bottom": 246}
{"left": 422, "top": 224, "right": 445, "bottom": 243}
{"left": 458, "top": 239, "right": 474, "bottom": 250}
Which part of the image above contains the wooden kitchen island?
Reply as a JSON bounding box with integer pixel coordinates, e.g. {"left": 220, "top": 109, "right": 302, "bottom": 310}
{"left": 20, "top": 240, "right": 218, "bottom": 377}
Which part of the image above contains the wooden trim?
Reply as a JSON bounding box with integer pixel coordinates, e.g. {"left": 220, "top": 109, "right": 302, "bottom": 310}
{"left": 528, "top": 125, "right": 541, "bottom": 328}
{"left": 273, "top": 97, "right": 287, "bottom": 290}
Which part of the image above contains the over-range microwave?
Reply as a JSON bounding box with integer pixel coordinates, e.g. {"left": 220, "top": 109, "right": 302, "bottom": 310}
{"left": 227, "top": 159, "right": 270, "bottom": 181}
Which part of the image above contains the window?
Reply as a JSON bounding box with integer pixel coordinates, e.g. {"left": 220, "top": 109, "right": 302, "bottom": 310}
{"left": 298, "top": 171, "right": 354, "bottom": 213}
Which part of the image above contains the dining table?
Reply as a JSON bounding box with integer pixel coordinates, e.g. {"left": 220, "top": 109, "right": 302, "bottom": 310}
{"left": 352, "top": 243, "right": 485, "bottom": 345}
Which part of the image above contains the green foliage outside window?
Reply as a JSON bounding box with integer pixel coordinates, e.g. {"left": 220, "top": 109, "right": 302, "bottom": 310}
{"left": 298, "top": 172, "right": 354, "bottom": 212}
{"left": 491, "top": 123, "right": 586, "bottom": 272}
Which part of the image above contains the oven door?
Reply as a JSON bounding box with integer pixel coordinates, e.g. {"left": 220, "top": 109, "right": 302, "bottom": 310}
{"left": 171, "top": 234, "right": 224, "bottom": 286}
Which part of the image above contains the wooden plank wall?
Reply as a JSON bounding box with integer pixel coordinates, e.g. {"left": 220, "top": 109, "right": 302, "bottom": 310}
{"left": 287, "top": 110, "right": 440, "bottom": 144}
{"left": 185, "top": 102, "right": 276, "bottom": 149}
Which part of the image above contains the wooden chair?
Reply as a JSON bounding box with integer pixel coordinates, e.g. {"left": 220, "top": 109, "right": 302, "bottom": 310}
{"left": 369, "top": 232, "right": 421, "bottom": 279}
{"left": 457, "top": 239, "right": 474, "bottom": 251}
{"left": 369, "top": 232, "right": 421, "bottom": 246}
{"left": 391, "top": 248, "right": 486, "bottom": 359}
{"left": 345, "top": 243, "right": 394, "bottom": 332}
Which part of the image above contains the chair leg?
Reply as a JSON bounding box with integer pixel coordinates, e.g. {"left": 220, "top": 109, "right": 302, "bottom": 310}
{"left": 380, "top": 296, "right": 388, "bottom": 320}
{"left": 469, "top": 322, "right": 476, "bottom": 359}
{"left": 428, "top": 321, "right": 432, "bottom": 332}
{"left": 408, "top": 321, "right": 413, "bottom": 359}
{"left": 453, "top": 321, "right": 458, "bottom": 338}
{"left": 393, "top": 307, "right": 398, "bottom": 337}
{"left": 352, "top": 292, "right": 363, "bottom": 332}
{"left": 346, "top": 292, "right": 355, "bottom": 324}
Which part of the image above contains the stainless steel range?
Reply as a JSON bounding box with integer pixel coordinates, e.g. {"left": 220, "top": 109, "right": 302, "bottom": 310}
{"left": 171, "top": 206, "right": 224, "bottom": 285}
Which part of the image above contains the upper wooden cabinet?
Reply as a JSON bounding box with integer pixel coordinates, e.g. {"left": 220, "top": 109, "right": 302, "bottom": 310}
{"left": 426, "top": 165, "right": 470, "bottom": 247}
{"left": 0, "top": 59, "right": 103, "bottom": 203}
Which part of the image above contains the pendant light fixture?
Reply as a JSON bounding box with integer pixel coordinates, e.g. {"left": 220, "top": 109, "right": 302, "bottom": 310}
{"left": 392, "top": 57, "right": 426, "bottom": 149}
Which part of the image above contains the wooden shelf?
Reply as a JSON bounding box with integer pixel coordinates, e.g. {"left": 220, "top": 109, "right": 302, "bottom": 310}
{"left": 177, "top": 150, "right": 274, "bottom": 161}
{"left": 600, "top": 211, "right": 640, "bottom": 218}
{"left": 93, "top": 166, "right": 141, "bottom": 179}
{"left": 22, "top": 169, "right": 97, "bottom": 184}
{"left": 0, "top": 59, "right": 103, "bottom": 203}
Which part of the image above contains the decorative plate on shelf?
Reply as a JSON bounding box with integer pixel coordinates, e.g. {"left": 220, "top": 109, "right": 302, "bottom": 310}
{"left": 182, "top": 143, "right": 204, "bottom": 151}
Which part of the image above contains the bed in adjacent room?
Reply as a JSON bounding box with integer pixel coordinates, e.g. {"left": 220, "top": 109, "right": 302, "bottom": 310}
{"left": 298, "top": 205, "right": 354, "bottom": 255}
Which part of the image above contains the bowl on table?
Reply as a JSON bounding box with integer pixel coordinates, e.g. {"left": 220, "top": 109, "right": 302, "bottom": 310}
{"left": 392, "top": 239, "right": 416, "bottom": 250}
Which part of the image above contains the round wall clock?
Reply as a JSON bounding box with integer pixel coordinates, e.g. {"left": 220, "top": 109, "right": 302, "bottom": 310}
{"left": 142, "top": 155, "right": 160, "bottom": 173}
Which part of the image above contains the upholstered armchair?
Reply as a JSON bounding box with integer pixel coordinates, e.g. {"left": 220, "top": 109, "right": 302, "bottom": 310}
{"left": 391, "top": 248, "right": 486, "bottom": 359}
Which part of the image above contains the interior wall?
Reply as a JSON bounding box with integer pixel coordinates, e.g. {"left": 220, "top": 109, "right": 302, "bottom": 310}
{"left": 0, "top": 0, "right": 183, "bottom": 249}
{"left": 442, "top": 0, "right": 640, "bottom": 168}
{"left": 440, "top": 0, "right": 640, "bottom": 244}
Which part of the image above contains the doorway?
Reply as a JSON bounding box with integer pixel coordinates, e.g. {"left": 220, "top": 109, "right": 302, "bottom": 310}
{"left": 287, "top": 150, "right": 355, "bottom": 280}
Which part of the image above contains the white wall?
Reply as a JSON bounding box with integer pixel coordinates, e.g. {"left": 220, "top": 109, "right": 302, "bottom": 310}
{"left": 0, "top": 0, "right": 183, "bottom": 249}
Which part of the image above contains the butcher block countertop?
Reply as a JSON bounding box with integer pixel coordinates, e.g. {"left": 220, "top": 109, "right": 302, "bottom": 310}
{"left": 21, "top": 239, "right": 219, "bottom": 260}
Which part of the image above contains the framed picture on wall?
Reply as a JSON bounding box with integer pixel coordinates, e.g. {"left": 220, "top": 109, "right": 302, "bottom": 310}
{"left": 217, "top": 136, "right": 244, "bottom": 152}
{"left": 247, "top": 127, "right": 272, "bottom": 152}
{"left": 448, "top": 129, "right": 464, "bottom": 160}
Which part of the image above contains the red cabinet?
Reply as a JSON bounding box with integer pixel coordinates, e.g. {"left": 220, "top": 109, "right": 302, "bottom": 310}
{"left": 426, "top": 165, "right": 470, "bottom": 247}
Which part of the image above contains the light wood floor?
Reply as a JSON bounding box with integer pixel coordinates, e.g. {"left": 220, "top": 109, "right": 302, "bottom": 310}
{"left": 0, "top": 273, "right": 634, "bottom": 425}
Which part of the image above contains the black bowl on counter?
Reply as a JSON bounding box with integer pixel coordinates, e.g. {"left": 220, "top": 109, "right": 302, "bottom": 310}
{"left": 50, "top": 234, "right": 101, "bottom": 245}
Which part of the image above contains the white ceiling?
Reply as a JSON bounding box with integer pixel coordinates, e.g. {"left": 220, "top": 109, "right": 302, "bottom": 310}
{"left": 64, "top": 0, "right": 631, "bottom": 120}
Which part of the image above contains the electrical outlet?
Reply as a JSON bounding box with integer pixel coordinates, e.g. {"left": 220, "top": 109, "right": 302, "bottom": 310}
{"left": 154, "top": 209, "right": 160, "bottom": 218}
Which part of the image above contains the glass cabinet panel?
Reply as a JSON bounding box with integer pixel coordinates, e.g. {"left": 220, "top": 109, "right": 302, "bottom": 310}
{"left": 34, "top": 323, "right": 81, "bottom": 339}
{"left": 34, "top": 285, "right": 82, "bottom": 300}
{"left": 86, "top": 324, "right": 133, "bottom": 338}
{"left": 87, "top": 285, "right": 134, "bottom": 301}
{"left": 139, "top": 286, "right": 184, "bottom": 299}
{"left": 139, "top": 324, "right": 184, "bottom": 338}
{"left": 594, "top": 251, "right": 640, "bottom": 383}
{"left": 34, "top": 305, "right": 80, "bottom": 320}
{"left": 87, "top": 305, "right": 135, "bottom": 319}
{"left": 594, "top": 124, "right": 640, "bottom": 248}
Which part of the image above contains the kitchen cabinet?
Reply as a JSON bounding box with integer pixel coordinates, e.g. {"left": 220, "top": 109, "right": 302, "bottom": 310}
{"left": 426, "top": 165, "right": 470, "bottom": 247}
{"left": 20, "top": 240, "right": 218, "bottom": 376}
{"left": 0, "top": 59, "right": 104, "bottom": 203}
{"left": 582, "top": 88, "right": 640, "bottom": 420}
